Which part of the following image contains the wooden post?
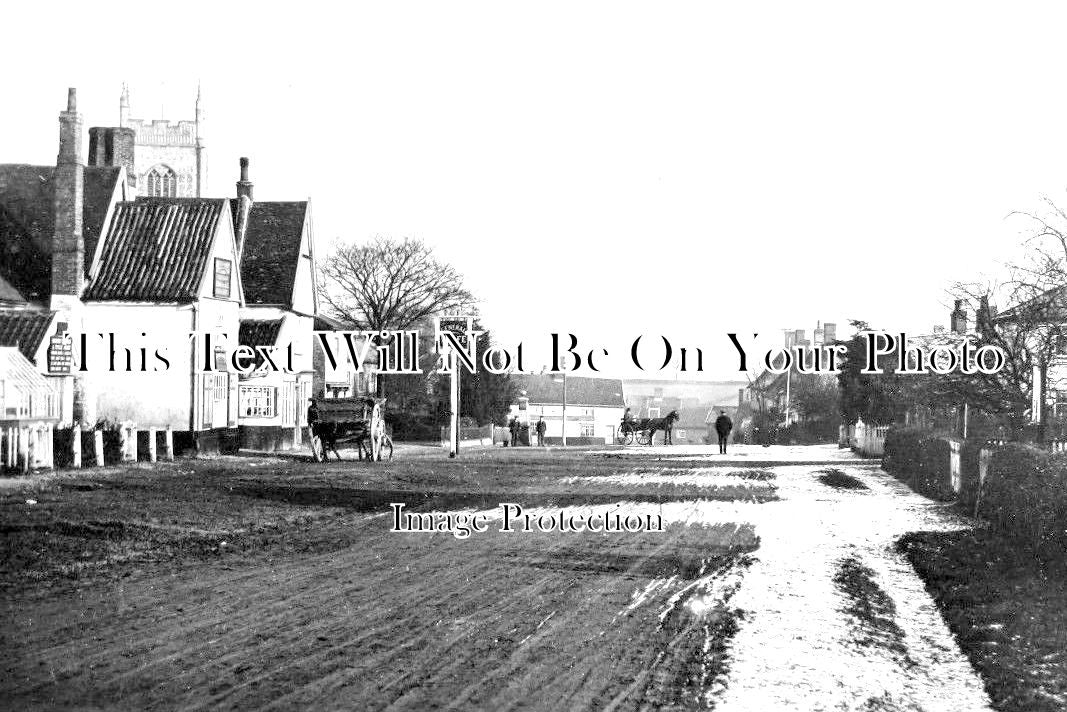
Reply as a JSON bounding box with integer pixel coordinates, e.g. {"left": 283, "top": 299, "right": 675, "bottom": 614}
{"left": 122, "top": 425, "right": 136, "bottom": 462}
{"left": 5, "top": 427, "right": 13, "bottom": 468}
{"left": 72, "top": 427, "right": 82, "bottom": 468}
{"left": 94, "top": 430, "right": 104, "bottom": 467}
{"left": 46, "top": 424, "right": 54, "bottom": 469}
{"left": 147, "top": 427, "right": 157, "bottom": 463}
{"left": 17, "top": 427, "right": 29, "bottom": 473}
{"left": 164, "top": 426, "right": 174, "bottom": 461}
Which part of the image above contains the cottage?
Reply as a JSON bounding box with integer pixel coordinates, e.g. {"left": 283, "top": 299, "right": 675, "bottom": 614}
{"left": 510, "top": 374, "right": 625, "bottom": 445}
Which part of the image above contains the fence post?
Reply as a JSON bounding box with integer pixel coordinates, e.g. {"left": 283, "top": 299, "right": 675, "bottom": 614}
{"left": 72, "top": 426, "right": 82, "bottom": 468}
{"left": 94, "top": 430, "right": 104, "bottom": 466}
{"left": 17, "top": 427, "right": 29, "bottom": 473}
{"left": 949, "top": 440, "right": 961, "bottom": 494}
{"left": 975, "top": 448, "right": 992, "bottom": 518}
{"left": 121, "top": 423, "right": 136, "bottom": 462}
{"left": 164, "top": 426, "right": 174, "bottom": 461}
{"left": 147, "top": 428, "right": 157, "bottom": 463}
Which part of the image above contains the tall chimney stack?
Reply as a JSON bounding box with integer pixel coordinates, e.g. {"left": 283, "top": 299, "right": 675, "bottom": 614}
{"left": 236, "top": 157, "right": 253, "bottom": 201}
{"left": 52, "top": 88, "right": 85, "bottom": 304}
{"left": 234, "top": 157, "right": 254, "bottom": 257}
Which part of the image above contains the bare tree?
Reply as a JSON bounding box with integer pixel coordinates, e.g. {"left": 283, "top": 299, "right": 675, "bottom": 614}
{"left": 318, "top": 237, "right": 476, "bottom": 332}
{"left": 944, "top": 194, "right": 1067, "bottom": 435}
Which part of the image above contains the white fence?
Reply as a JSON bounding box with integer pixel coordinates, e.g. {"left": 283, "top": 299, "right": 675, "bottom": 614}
{"left": 840, "top": 421, "right": 889, "bottom": 457}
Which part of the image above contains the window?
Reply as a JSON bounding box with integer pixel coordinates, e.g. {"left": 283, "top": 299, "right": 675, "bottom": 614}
{"left": 240, "top": 385, "right": 276, "bottom": 418}
{"left": 145, "top": 165, "right": 178, "bottom": 197}
{"left": 648, "top": 407, "right": 660, "bottom": 419}
{"left": 213, "top": 258, "right": 232, "bottom": 299}
{"left": 580, "top": 424, "right": 595, "bottom": 438}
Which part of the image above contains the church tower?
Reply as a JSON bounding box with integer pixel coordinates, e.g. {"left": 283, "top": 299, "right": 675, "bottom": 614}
{"left": 119, "top": 85, "right": 207, "bottom": 197}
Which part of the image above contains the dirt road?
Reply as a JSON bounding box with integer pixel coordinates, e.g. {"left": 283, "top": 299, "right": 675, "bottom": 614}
{"left": 1, "top": 445, "right": 991, "bottom": 710}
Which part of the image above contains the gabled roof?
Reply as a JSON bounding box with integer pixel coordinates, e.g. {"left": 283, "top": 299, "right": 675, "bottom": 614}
{"left": 239, "top": 202, "right": 307, "bottom": 307}
{"left": 994, "top": 286, "right": 1067, "bottom": 325}
{"left": 0, "top": 308, "right": 55, "bottom": 362}
{"left": 514, "top": 374, "right": 626, "bottom": 408}
{"left": 84, "top": 197, "right": 228, "bottom": 302}
{"left": 0, "top": 346, "right": 54, "bottom": 394}
{"left": 0, "top": 164, "right": 122, "bottom": 303}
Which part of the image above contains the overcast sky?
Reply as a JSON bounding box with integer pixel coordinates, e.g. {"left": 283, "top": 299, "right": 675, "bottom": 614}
{"left": 4, "top": 2, "right": 1067, "bottom": 378}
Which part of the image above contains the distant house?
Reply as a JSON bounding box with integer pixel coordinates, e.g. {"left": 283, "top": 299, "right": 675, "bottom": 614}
{"left": 622, "top": 378, "right": 746, "bottom": 419}
{"left": 230, "top": 162, "right": 320, "bottom": 451}
{"left": 510, "top": 374, "right": 626, "bottom": 445}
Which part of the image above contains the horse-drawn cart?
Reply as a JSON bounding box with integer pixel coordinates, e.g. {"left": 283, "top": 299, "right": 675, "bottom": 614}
{"left": 618, "top": 419, "right": 654, "bottom": 445}
{"left": 309, "top": 397, "right": 393, "bottom": 462}
{"left": 617, "top": 410, "right": 680, "bottom": 446}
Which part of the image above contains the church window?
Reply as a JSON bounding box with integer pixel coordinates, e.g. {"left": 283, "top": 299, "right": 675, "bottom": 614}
{"left": 145, "top": 165, "right": 179, "bottom": 197}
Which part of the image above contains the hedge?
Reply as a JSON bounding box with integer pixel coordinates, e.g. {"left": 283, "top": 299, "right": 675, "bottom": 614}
{"left": 983, "top": 444, "right": 1067, "bottom": 558}
{"left": 887, "top": 428, "right": 1067, "bottom": 559}
{"left": 882, "top": 427, "right": 957, "bottom": 501}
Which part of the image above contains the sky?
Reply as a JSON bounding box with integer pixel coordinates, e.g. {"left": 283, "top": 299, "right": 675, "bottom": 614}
{"left": 4, "top": 2, "right": 1067, "bottom": 379}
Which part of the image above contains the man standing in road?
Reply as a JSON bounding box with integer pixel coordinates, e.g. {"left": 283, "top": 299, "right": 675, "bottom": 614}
{"left": 535, "top": 417, "right": 547, "bottom": 447}
{"left": 714, "top": 410, "right": 733, "bottom": 455}
{"left": 509, "top": 417, "right": 520, "bottom": 447}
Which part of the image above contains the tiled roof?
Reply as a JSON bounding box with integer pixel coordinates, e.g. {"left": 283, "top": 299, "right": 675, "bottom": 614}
{"left": 240, "top": 202, "right": 307, "bottom": 307}
{"left": 674, "top": 406, "right": 713, "bottom": 428}
{"left": 514, "top": 374, "right": 626, "bottom": 408}
{"left": 239, "top": 318, "right": 283, "bottom": 349}
{"left": 0, "top": 347, "right": 56, "bottom": 411}
{"left": 239, "top": 318, "right": 284, "bottom": 369}
{"left": 84, "top": 198, "right": 227, "bottom": 302}
{"left": 0, "top": 164, "right": 121, "bottom": 303}
{"left": 314, "top": 313, "right": 353, "bottom": 331}
{"left": 0, "top": 275, "right": 24, "bottom": 303}
{"left": 0, "top": 308, "right": 55, "bottom": 362}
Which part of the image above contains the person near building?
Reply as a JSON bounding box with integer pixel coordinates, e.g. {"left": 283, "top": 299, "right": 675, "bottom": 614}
{"left": 714, "top": 410, "right": 733, "bottom": 455}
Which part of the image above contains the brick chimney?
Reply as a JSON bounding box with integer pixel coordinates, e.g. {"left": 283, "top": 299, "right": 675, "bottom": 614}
{"left": 234, "top": 157, "right": 254, "bottom": 257}
{"left": 236, "top": 156, "right": 253, "bottom": 201}
{"left": 950, "top": 299, "right": 968, "bottom": 334}
{"left": 52, "top": 88, "right": 84, "bottom": 303}
{"left": 87, "top": 126, "right": 136, "bottom": 188}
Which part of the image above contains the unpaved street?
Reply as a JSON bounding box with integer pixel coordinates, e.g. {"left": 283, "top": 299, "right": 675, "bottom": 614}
{"left": 1, "top": 445, "right": 991, "bottom": 710}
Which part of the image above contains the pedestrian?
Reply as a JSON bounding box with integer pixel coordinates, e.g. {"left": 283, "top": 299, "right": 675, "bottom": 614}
{"left": 509, "top": 417, "right": 520, "bottom": 447}
{"left": 536, "top": 417, "right": 547, "bottom": 446}
{"left": 714, "top": 409, "right": 733, "bottom": 455}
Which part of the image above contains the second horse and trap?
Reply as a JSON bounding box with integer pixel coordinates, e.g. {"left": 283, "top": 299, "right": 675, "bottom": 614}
{"left": 309, "top": 397, "right": 393, "bottom": 462}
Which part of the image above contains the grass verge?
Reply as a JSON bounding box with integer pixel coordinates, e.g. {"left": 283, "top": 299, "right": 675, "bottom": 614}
{"left": 898, "top": 529, "right": 1067, "bottom": 712}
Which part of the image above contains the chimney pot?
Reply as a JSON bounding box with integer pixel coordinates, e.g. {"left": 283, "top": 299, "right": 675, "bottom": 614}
{"left": 67, "top": 88, "right": 77, "bottom": 112}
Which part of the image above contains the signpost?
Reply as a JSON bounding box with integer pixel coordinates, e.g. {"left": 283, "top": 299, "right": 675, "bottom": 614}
{"left": 47, "top": 335, "right": 73, "bottom": 374}
{"left": 436, "top": 316, "right": 474, "bottom": 458}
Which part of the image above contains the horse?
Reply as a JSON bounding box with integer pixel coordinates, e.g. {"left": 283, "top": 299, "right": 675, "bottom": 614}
{"left": 642, "top": 410, "right": 680, "bottom": 445}
{"left": 310, "top": 420, "right": 393, "bottom": 462}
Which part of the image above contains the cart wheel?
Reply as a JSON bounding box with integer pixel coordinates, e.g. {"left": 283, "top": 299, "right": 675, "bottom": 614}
{"left": 637, "top": 430, "right": 653, "bottom": 446}
{"left": 620, "top": 430, "right": 634, "bottom": 445}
